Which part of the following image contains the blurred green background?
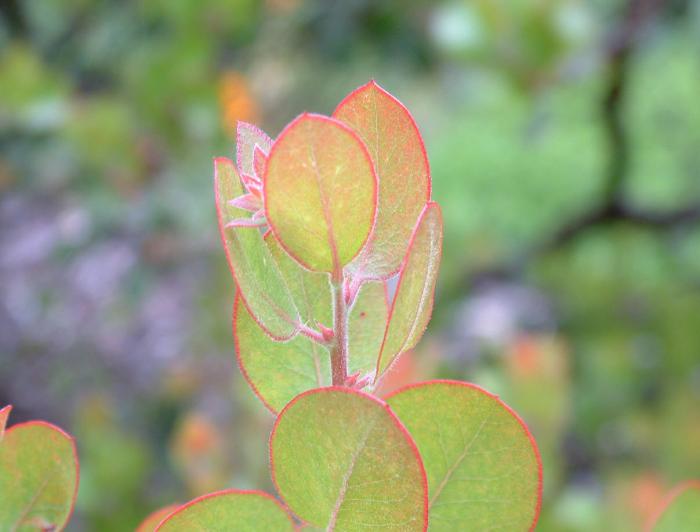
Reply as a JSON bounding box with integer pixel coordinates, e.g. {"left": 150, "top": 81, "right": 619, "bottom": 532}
{"left": 1, "top": 0, "right": 699, "bottom": 530}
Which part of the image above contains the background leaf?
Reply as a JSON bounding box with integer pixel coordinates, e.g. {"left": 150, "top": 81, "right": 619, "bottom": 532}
{"left": 215, "top": 156, "right": 300, "bottom": 340}
{"left": 156, "top": 489, "right": 294, "bottom": 531}
{"left": 0, "top": 418, "right": 79, "bottom": 531}
{"left": 386, "top": 380, "right": 542, "bottom": 531}
{"left": 334, "top": 81, "right": 431, "bottom": 280}
{"left": 0, "top": 405, "right": 10, "bottom": 439}
{"left": 265, "top": 114, "right": 377, "bottom": 273}
{"left": 648, "top": 481, "right": 700, "bottom": 532}
{"left": 234, "top": 294, "right": 331, "bottom": 413}
{"left": 376, "top": 202, "right": 443, "bottom": 379}
{"left": 270, "top": 387, "right": 428, "bottom": 530}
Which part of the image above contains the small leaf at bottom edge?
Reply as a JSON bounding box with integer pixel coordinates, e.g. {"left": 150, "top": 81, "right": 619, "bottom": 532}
{"left": 156, "top": 489, "right": 295, "bottom": 531}
{"left": 648, "top": 481, "right": 700, "bottom": 532}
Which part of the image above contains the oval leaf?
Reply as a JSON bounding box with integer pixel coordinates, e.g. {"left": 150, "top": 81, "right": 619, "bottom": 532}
{"left": 648, "top": 481, "right": 700, "bottom": 531}
{"left": 157, "top": 489, "right": 294, "bottom": 531}
{"left": 234, "top": 294, "right": 331, "bottom": 413}
{"left": 270, "top": 388, "right": 428, "bottom": 530}
{"left": 136, "top": 504, "right": 179, "bottom": 532}
{"left": 348, "top": 281, "right": 389, "bottom": 378}
{"left": 386, "top": 381, "right": 542, "bottom": 531}
{"left": 265, "top": 113, "right": 378, "bottom": 273}
{"left": 0, "top": 419, "right": 79, "bottom": 531}
{"left": 375, "top": 202, "right": 442, "bottom": 380}
{"left": 334, "top": 81, "right": 431, "bottom": 279}
{"left": 215, "top": 156, "right": 300, "bottom": 340}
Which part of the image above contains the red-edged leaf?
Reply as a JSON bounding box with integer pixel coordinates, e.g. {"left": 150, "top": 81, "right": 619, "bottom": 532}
{"left": 270, "top": 387, "right": 428, "bottom": 530}
{"left": 156, "top": 489, "right": 295, "bottom": 531}
{"left": 0, "top": 416, "right": 80, "bottom": 531}
{"left": 264, "top": 113, "right": 378, "bottom": 274}
{"left": 375, "top": 202, "right": 442, "bottom": 381}
{"left": 386, "top": 380, "right": 543, "bottom": 531}
{"left": 647, "top": 481, "right": 700, "bottom": 531}
{"left": 136, "top": 504, "right": 179, "bottom": 532}
{"left": 215, "top": 157, "right": 300, "bottom": 341}
{"left": 333, "top": 81, "right": 431, "bottom": 280}
{"left": 234, "top": 294, "right": 331, "bottom": 413}
{"left": 237, "top": 121, "right": 272, "bottom": 181}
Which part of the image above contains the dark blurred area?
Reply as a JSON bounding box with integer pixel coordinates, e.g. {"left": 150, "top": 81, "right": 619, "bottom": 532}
{"left": 1, "top": 0, "right": 699, "bottom": 530}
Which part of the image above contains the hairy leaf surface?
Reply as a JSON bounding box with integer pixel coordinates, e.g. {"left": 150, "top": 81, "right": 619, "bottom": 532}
{"left": 270, "top": 388, "right": 428, "bottom": 531}
{"left": 649, "top": 481, "right": 700, "bottom": 531}
{"left": 386, "top": 381, "right": 542, "bottom": 531}
{"left": 348, "top": 281, "right": 389, "bottom": 377}
{"left": 376, "top": 202, "right": 442, "bottom": 379}
{"left": 0, "top": 418, "right": 79, "bottom": 532}
{"left": 237, "top": 122, "right": 272, "bottom": 180}
{"left": 215, "top": 157, "right": 300, "bottom": 340}
{"left": 265, "top": 114, "right": 377, "bottom": 273}
{"left": 157, "top": 490, "right": 294, "bottom": 531}
{"left": 334, "top": 81, "right": 431, "bottom": 279}
{"left": 234, "top": 294, "right": 331, "bottom": 413}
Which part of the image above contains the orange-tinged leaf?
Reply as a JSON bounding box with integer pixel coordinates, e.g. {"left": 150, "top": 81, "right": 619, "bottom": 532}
{"left": 647, "top": 481, "right": 700, "bottom": 531}
{"left": 265, "top": 113, "right": 378, "bottom": 274}
{"left": 375, "top": 202, "right": 443, "bottom": 380}
{"left": 0, "top": 417, "right": 79, "bottom": 531}
{"left": 270, "top": 387, "right": 428, "bottom": 531}
{"left": 156, "top": 489, "right": 295, "bottom": 531}
{"left": 136, "top": 504, "right": 179, "bottom": 532}
{"left": 334, "top": 81, "right": 431, "bottom": 279}
{"left": 386, "top": 381, "right": 543, "bottom": 531}
{"left": 215, "top": 157, "right": 300, "bottom": 340}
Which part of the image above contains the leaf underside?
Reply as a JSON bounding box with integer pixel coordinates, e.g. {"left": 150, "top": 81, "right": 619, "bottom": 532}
{"left": 348, "top": 281, "right": 389, "bottom": 378}
{"left": 270, "top": 388, "right": 427, "bottom": 531}
{"left": 215, "top": 157, "right": 300, "bottom": 340}
{"left": 265, "top": 113, "right": 377, "bottom": 273}
{"left": 0, "top": 421, "right": 79, "bottom": 532}
{"left": 651, "top": 482, "right": 700, "bottom": 531}
{"left": 386, "top": 381, "right": 542, "bottom": 531}
{"left": 376, "top": 202, "right": 443, "bottom": 380}
{"left": 234, "top": 293, "right": 331, "bottom": 413}
{"left": 156, "top": 490, "right": 294, "bottom": 531}
{"left": 334, "top": 81, "right": 431, "bottom": 280}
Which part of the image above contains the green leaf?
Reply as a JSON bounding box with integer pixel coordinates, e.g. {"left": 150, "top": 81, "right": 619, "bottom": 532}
{"left": 234, "top": 294, "right": 331, "bottom": 413}
{"left": 650, "top": 481, "right": 700, "bottom": 531}
{"left": 385, "top": 381, "right": 542, "bottom": 531}
{"left": 265, "top": 113, "right": 378, "bottom": 274}
{"left": 376, "top": 202, "right": 442, "bottom": 379}
{"left": 265, "top": 231, "right": 332, "bottom": 329}
{"left": 156, "top": 489, "right": 295, "bottom": 531}
{"left": 0, "top": 415, "right": 79, "bottom": 531}
{"left": 136, "top": 504, "right": 179, "bottom": 532}
{"left": 215, "top": 156, "right": 300, "bottom": 341}
{"left": 270, "top": 388, "right": 428, "bottom": 531}
{"left": 334, "top": 81, "right": 431, "bottom": 279}
{"left": 348, "top": 281, "right": 389, "bottom": 377}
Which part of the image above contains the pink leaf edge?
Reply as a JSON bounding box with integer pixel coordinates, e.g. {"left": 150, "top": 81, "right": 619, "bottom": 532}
{"left": 268, "top": 386, "right": 429, "bottom": 531}
{"left": 384, "top": 379, "right": 544, "bottom": 532}
{"left": 263, "top": 112, "right": 379, "bottom": 275}
{"left": 154, "top": 488, "right": 294, "bottom": 531}
{"left": 644, "top": 479, "right": 700, "bottom": 532}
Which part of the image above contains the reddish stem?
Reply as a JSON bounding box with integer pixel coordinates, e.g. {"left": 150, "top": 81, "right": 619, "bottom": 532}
{"left": 330, "top": 275, "right": 349, "bottom": 386}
